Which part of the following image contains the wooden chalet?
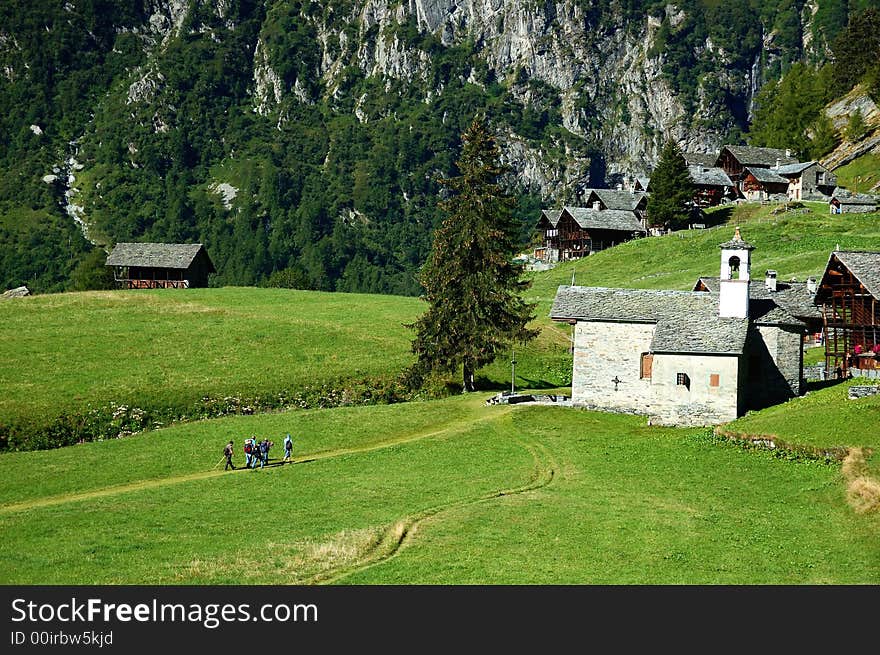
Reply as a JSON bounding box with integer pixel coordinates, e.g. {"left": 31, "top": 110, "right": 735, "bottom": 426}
{"left": 106, "top": 242, "right": 215, "bottom": 289}
{"left": 688, "top": 165, "right": 735, "bottom": 206}
{"left": 741, "top": 166, "right": 789, "bottom": 201}
{"left": 814, "top": 251, "right": 880, "bottom": 374}
{"left": 584, "top": 189, "right": 648, "bottom": 215}
{"left": 538, "top": 206, "right": 645, "bottom": 260}
{"left": 715, "top": 145, "right": 798, "bottom": 187}
{"left": 535, "top": 209, "right": 563, "bottom": 261}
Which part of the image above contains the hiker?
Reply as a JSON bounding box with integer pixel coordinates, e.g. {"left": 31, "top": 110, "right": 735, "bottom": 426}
{"left": 223, "top": 440, "right": 235, "bottom": 471}
{"left": 258, "top": 439, "right": 272, "bottom": 468}
{"left": 243, "top": 438, "right": 255, "bottom": 468}
{"left": 282, "top": 433, "right": 293, "bottom": 462}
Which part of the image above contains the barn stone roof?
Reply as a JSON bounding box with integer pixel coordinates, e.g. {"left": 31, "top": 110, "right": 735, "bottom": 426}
{"left": 540, "top": 209, "right": 563, "bottom": 227}
{"left": 830, "top": 188, "right": 878, "bottom": 206}
{"left": 562, "top": 207, "right": 645, "bottom": 233}
{"left": 688, "top": 165, "right": 733, "bottom": 187}
{"left": 832, "top": 251, "right": 880, "bottom": 299}
{"left": 720, "top": 145, "right": 799, "bottom": 167}
{"left": 684, "top": 152, "right": 718, "bottom": 168}
{"left": 106, "top": 243, "right": 213, "bottom": 270}
{"left": 744, "top": 166, "right": 788, "bottom": 184}
{"left": 550, "top": 286, "right": 751, "bottom": 354}
{"left": 584, "top": 189, "right": 647, "bottom": 211}
{"left": 693, "top": 277, "right": 822, "bottom": 320}
{"left": 773, "top": 161, "right": 817, "bottom": 176}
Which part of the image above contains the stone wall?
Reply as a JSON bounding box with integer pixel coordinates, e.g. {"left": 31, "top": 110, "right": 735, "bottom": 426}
{"left": 747, "top": 325, "right": 802, "bottom": 409}
{"left": 849, "top": 385, "right": 880, "bottom": 399}
{"left": 571, "top": 320, "right": 740, "bottom": 426}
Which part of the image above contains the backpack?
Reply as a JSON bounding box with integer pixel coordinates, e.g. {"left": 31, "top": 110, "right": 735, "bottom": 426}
{"left": 244, "top": 442, "right": 253, "bottom": 454}
{"left": 259, "top": 441, "right": 268, "bottom": 454}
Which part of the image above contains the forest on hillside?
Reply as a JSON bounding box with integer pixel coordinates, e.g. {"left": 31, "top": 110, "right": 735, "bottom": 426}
{"left": 1, "top": 0, "right": 878, "bottom": 295}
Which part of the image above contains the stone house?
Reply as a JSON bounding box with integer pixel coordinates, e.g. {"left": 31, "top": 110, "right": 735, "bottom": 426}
{"left": 550, "top": 228, "right": 805, "bottom": 426}
{"left": 829, "top": 188, "right": 878, "bottom": 213}
{"left": 773, "top": 161, "right": 837, "bottom": 200}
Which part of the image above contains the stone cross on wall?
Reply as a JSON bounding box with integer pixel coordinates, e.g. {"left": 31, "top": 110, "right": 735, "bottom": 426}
{"left": 611, "top": 376, "right": 621, "bottom": 391}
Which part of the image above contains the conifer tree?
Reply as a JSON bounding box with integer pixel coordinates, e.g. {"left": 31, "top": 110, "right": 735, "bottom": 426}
{"left": 408, "top": 118, "right": 538, "bottom": 392}
{"left": 647, "top": 140, "right": 695, "bottom": 230}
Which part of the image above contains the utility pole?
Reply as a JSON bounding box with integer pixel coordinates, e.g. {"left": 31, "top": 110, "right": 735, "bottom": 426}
{"left": 510, "top": 349, "right": 517, "bottom": 394}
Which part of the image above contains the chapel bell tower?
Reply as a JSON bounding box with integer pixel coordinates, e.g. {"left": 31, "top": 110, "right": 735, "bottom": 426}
{"left": 718, "top": 226, "right": 753, "bottom": 318}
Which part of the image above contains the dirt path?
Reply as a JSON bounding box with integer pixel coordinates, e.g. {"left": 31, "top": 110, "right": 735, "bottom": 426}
{"left": 312, "top": 416, "right": 560, "bottom": 584}
{"left": 0, "top": 407, "right": 514, "bottom": 517}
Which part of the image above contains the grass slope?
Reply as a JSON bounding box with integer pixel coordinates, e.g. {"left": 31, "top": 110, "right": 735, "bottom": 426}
{"left": 1, "top": 395, "right": 877, "bottom": 584}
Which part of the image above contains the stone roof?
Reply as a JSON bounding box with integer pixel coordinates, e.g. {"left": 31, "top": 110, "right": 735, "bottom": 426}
{"left": 684, "top": 152, "right": 718, "bottom": 168}
{"left": 584, "top": 189, "right": 647, "bottom": 211}
{"left": 540, "top": 209, "right": 563, "bottom": 227}
{"left": 744, "top": 166, "right": 788, "bottom": 184}
{"left": 833, "top": 251, "right": 880, "bottom": 299}
{"left": 773, "top": 161, "right": 817, "bottom": 176}
{"left": 693, "top": 277, "right": 822, "bottom": 320}
{"left": 831, "top": 188, "right": 878, "bottom": 205}
{"left": 562, "top": 207, "right": 646, "bottom": 233}
{"left": 106, "top": 243, "right": 212, "bottom": 270}
{"left": 550, "top": 286, "right": 751, "bottom": 354}
{"left": 720, "top": 145, "right": 799, "bottom": 167}
{"left": 688, "top": 165, "right": 733, "bottom": 187}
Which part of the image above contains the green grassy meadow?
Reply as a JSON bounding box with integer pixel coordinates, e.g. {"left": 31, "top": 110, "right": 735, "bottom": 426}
{"left": 1, "top": 394, "right": 877, "bottom": 584}
{"left": 2, "top": 201, "right": 880, "bottom": 583}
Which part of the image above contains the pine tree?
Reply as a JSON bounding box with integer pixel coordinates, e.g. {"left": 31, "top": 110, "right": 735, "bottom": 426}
{"left": 647, "top": 140, "right": 695, "bottom": 230}
{"left": 408, "top": 118, "right": 538, "bottom": 392}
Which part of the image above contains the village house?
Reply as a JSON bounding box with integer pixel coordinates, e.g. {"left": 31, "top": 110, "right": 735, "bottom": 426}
{"left": 550, "top": 228, "right": 805, "bottom": 426}
{"left": 105, "top": 242, "right": 215, "bottom": 289}
{"left": 814, "top": 250, "right": 880, "bottom": 375}
{"left": 715, "top": 145, "right": 799, "bottom": 189}
{"left": 688, "top": 165, "right": 736, "bottom": 206}
{"left": 773, "top": 161, "right": 836, "bottom": 201}
{"left": 535, "top": 205, "right": 645, "bottom": 262}
{"left": 829, "top": 188, "right": 879, "bottom": 213}
{"left": 741, "top": 166, "right": 790, "bottom": 201}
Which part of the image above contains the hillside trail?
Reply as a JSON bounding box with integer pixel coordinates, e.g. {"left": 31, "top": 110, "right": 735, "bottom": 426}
{"left": 0, "top": 404, "right": 516, "bottom": 517}
{"left": 311, "top": 413, "right": 560, "bottom": 584}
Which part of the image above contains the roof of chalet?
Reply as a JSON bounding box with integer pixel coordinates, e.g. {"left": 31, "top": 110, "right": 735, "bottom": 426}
{"left": 562, "top": 207, "right": 646, "bottom": 233}
{"left": 584, "top": 189, "right": 647, "bottom": 211}
{"left": 693, "top": 277, "right": 822, "bottom": 319}
{"left": 719, "top": 145, "right": 799, "bottom": 167}
{"left": 684, "top": 152, "right": 718, "bottom": 167}
{"left": 773, "top": 161, "right": 819, "bottom": 176}
{"left": 830, "top": 188, "right": 878, "bottom": 205}
{"left": 540, "top": 209, "right": 564, "bottom": 227}
{"left": 635, "top": 177, "right": 651, "bottom": 191}
{"left": 105, "top": 243, "right": 214, "bottom": 270}
{"left": 744, "top": 166, "right": 789, "bottom": 184}
{"left": 830, "top": 251, "right": 880, "bottom": 299}
{"left": 688, "top": 165, "right": 733, "bottom": 187}
{"left": 551, "top": 286, "right": 804, "bottom": 353}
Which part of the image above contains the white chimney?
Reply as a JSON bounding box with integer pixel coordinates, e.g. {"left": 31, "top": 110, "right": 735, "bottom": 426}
{"left": 775, "top": 158, "right": 780, "bottom": 170}
{"left": 765, "top": 269, "right": 777, "bottom": 292}
{"left": 785, "top": 149, "right": 791, "bottom": 157}
{"left": 807, "top": 277, "right": 817, "bottom": 294}
{"left": 593, "top": 201, "right": 601, "bottom": 210}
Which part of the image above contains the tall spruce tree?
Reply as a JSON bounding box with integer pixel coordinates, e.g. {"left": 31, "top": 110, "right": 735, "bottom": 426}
{"left": 647, "top": 140, "right": 695, "bottom": 230}
{"left": 408, "top": 118, "right": 538, "bottom": 392}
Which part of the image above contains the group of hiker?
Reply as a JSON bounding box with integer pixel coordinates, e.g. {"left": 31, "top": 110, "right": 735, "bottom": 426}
{"left": 222, "top": 433, "right": 293, "bottom": 471}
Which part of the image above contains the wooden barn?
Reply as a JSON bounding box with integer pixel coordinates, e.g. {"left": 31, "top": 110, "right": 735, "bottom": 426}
{"left": 537, "top": 206, "right": 646, "bottom": 260}
{"left": 814, "top": 251, "right": 880, "bottom": 374}
{"left": 741, "top": 166, "right": 789, "bottom": 201}
{"left": 715, "top": 145, "right": 798, "bottom": 185}
{"left": 106, "top": 243, "right": 215, "bottom": 289}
